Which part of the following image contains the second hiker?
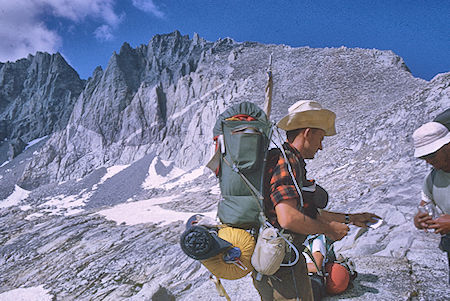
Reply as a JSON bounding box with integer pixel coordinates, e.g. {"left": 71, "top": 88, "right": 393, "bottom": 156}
{"left": 412, "top": 108, "right": 450, "bottom": 284}
{"left": 252, "top": 100, "right": 380, "bottom": 301}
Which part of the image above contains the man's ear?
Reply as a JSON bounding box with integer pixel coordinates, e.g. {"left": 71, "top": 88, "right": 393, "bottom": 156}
{"left": 303, "top": 128, "right": 312, "bottom": 138}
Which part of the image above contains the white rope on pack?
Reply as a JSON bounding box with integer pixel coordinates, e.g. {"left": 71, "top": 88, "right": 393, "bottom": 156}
{"left": 263, "top": 221, "right": 300, "bottom": 267}
{"left": 273, "top": 126, "right": 305, "bottom": 208}
{"left": 301, "top": 182, "right": 316, "bottom": 192}
{"left": 231, "top": 259, "right": 248, "bottom": 271}
{"left": 279, "top": 234, "right": 300, "bottom": 267}
{"left": 265, "top": 126, "right": 311, "bottom": 268}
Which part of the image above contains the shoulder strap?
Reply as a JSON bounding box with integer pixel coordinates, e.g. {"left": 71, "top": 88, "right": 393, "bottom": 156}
{"left": 276, "top": 137, "right": 304, "bottom": 208}
{"left": 303, "top": 246, "right": 324, "bottom": 277}
{"left": 323, "top": 236, "right": 337, "bottom": 262}
{"left": 431, "top": 168, "right": 437, "bottom": 183}
{"left": 429, "top": 168, "right": 445, "bottom": 213}
{"left": 284, "top": 149, "right": 303, "bottom": 182}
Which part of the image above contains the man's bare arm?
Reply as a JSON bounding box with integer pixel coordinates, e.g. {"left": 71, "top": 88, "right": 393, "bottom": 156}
{"left": 275, "top": 199, "right": 349, "bottom": 241}
{"left": 320, "top": 210, "right": 381, "bottom": 228}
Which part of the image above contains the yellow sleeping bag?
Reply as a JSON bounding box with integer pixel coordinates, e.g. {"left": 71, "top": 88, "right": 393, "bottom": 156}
{"left": 201, "top": 227, "right": 255, "bottom": 280}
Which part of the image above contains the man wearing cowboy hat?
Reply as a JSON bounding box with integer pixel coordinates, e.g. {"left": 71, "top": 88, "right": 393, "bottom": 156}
{"left": 412, "top": 108, "right": 450, "bottom": 283}
{"left": 253, "top": 100, "right": 380, "bottom": 301}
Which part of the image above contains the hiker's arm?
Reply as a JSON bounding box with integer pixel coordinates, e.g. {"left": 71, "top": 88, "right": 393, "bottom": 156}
{"left": 306, "top": 251, "right": 324, "bottom": 273}
{"left": 275, "top": 199, "right": 349, "bottom": 241}
{"left": 319, "top": 210, "right": 381, "bottom": 228}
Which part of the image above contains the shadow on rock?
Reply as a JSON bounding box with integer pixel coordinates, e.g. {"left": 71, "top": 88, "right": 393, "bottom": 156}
{"left": 328, "top": 273, "right": 379, "bottom": 299}
{"left": 152, "top": 285, "right": 175, "bottom": 301}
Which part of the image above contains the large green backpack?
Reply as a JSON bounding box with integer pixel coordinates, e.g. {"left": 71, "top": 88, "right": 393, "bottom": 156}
{"left": 212, "top": 102, "right": 273, "bottom": 229}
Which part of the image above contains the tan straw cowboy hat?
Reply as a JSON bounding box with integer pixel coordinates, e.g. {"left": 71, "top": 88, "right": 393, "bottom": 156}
{"left": 277, "top": 100, "right": 337, "bottom": 136}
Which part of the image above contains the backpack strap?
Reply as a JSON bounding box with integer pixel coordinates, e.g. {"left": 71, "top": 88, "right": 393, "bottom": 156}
{"left": 428, "top": 168, "right": 444, "bottom": 212}
{"left": 322, "top": 236, "right": 336, "bottom": 263}
{"left": 221, "top": 155, "right": 264, "bottom": 201}
{"left": 303, "top": 245, "right": 325, "bottom": 278}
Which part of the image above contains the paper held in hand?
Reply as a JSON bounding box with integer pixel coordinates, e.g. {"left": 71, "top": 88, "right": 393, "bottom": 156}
{"left": 366, "top": 218, "right": 383, "bottom": 229}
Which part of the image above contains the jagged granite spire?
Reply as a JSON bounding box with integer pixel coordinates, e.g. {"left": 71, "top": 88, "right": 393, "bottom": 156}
{"left": 0, "top": 52, "right": 85, "bottom": 142}
{"left": 7, "top": 32, "right": 430, "bottom": 189}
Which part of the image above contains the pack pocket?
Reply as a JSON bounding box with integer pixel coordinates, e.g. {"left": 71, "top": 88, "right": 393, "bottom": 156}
{"left": 251, "top": 227, "right": 286, "bottom": 275}
{"left": 224, "top": 124, "right": 262, "bottom": 171}
{"left": 218, "top": 195, "right": 261, "bottom": 227}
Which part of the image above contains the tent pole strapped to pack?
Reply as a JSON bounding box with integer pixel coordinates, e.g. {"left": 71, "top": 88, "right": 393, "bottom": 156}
{"left": 210, "top": 275, "right": 231, "bottom": 301}
{"left": 263, "top": 53, "right": 273, "bottom": 119}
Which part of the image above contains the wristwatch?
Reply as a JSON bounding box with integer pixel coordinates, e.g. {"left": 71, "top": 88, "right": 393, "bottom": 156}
{"left": 345, "top": 214, "right": 350, "bottom": 224}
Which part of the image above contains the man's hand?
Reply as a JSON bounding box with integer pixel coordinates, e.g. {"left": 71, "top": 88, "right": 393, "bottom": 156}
{"left": 351, "top": 212, "right": 381, "bottom": 228}
{"left": 414, "top": 212, "right": 432, "bottom": 230}
{"left": 426, "top": 214, "right": 450, "bottom": 234}
{"left": 326, "top": 221, "right": 349, "bottom": 241}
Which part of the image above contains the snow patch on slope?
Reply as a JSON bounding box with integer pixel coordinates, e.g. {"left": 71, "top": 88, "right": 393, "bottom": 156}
{"left": 25, "top": 136, "right": 48, "bottom": 150}
{"left": 142, "top": 157, "right": 205, "bottom": 190}
{"left": 97, "top": 195, "right": 216, "bottom": 226}
{"left": 0, "top": 185, "right": 31, "bottom": 208}
{"left": 0, "top": 285, "right": 53, "bottom": 301}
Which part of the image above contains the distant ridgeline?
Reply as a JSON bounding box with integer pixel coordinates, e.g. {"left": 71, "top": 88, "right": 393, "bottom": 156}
{"left": 1, "top": 30, "right": 448, "bottom": 189}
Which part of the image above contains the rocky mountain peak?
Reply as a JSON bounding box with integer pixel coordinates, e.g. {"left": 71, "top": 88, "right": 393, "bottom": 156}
{"left": 119, "top": 42, "right": 133, "bottom": 55}
{"left": 0, "top": 51, "right": 84, "bottom": 143}
{"left": 370, "top": 48, "right": 411, "bottom": 72}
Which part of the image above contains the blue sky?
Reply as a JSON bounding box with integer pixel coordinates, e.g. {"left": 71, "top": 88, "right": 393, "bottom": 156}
{"left": 0, "top": 0, "right": 448, "bottom": 80}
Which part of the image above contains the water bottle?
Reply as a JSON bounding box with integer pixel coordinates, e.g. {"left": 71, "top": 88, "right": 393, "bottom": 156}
{"left": 417, "top": 202, "right": 439, "bottom": 219}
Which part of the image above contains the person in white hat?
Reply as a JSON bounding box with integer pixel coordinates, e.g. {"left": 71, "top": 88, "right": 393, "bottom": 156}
{"left": 412, "top": 110, "right": 450, "bottom": 283}
{"left": 253, "top": 100, "right": 380, "bottom": 301}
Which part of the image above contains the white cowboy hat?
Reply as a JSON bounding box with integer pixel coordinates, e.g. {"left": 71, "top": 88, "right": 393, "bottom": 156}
{"left": 277, "top": 100, "right": 336, "bottom": 136}
{"left": 413, "top": 121, "right": 450, "bottom": 157}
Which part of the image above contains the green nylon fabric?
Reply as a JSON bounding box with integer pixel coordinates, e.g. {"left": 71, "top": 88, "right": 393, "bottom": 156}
{"left": 213, "top": 102, "right": 269, "bottom": 137}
